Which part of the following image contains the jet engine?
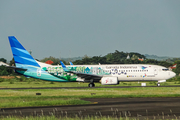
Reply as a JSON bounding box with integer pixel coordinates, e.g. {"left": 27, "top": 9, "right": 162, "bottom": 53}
{"left": 101, "top": 77, "right": 119, "bottom": 85}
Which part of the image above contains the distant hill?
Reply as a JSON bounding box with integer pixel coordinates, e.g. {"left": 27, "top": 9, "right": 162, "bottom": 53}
{"left": 144, "top": 54, "right": 172, "bottom": 61}
{"left": 62, "top": 54, "right": 172, "bottom": 62}
{"left": 61, "top": 54, "right": 175, "bottom": 62}
{"left": 61, "top": 56, "right": 83, "bottom": 62}
{"left": 41, "top": 52, "right": 179, "bottom": 65}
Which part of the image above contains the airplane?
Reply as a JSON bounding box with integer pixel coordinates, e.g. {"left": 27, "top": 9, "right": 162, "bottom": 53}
{"left": 8, "top": 36, "right": 176, "bottom": 87}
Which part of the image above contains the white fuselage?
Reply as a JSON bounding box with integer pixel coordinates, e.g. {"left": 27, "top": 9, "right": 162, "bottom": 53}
{"left": 40, "top": 62, "right": 176, "bottom": 82}
{"left": 67, "top": 64, "right": 175, "bottom": 82}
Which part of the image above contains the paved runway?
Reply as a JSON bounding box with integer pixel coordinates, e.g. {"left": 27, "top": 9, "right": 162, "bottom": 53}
{"left": 1, "top": 97, "right": 180, "bottom": 119}
{"left": 0, "top": 85, "right": 180, "bottom": 90}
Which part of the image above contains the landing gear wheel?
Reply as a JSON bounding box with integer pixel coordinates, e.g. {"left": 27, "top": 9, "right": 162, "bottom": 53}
{"left": 157, "top": 83, "right": 160, "bottom": 86}
{"left": 88, "top": 83, "right": 95, "bottom": 87}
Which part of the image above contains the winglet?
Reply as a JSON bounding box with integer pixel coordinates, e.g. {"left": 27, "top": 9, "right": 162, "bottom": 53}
{"left": 69, "top": 62, "right": 73, "bottom": 65}
{"left": 60, "top": 61, "right": 69, "bottom": 72}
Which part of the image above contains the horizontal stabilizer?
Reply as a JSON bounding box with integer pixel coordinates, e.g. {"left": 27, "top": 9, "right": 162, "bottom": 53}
{"left": 6, "top": 66, "right": 27, "bottom": 71}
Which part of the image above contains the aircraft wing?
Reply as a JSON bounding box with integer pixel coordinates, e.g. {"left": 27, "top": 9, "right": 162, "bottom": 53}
{"left": 6, "top": 66, "right": 27, "bottom": 71}
{"left": 60, "top": 61, "right": 102, "bottom": 82}
{"left": 71, "top": 71, "right": 102, "bottom": 82}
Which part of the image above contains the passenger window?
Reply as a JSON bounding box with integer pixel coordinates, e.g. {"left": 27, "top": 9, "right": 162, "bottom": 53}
{"left": 162, "top": 69, "right": 169, "bottom": 71}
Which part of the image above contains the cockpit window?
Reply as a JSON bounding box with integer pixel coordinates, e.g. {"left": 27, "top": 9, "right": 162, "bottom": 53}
{"left": 162, "top": 69, "right": 169, "bottom": 71}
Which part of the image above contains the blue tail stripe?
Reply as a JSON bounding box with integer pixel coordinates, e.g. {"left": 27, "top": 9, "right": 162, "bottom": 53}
{"left": 11, "top": 47, "right": 33, "bottom": 60}
{"left": 13, "top": 55, "right": 39, "bottom": 66}
{"left": 12, "top": 47, "right": 30, "bottom": 55}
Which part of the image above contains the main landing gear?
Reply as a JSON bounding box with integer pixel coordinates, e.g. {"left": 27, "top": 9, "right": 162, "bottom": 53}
{"left": 88, "top": 83, "right": 95, "bottom": 87}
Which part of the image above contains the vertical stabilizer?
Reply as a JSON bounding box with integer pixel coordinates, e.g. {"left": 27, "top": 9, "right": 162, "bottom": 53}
{"left": 8, "top": 36, "right": 40, "bottom": 67}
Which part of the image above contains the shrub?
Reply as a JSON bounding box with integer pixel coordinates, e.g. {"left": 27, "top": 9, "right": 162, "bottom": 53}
{"left": 9, "top": 80, "right": 14, "bottom": 84}
{"left": 50, "top": 81, "right": 54, "bottom": 84}
{"left": 0, "top": 78, "right": 4, "bottom": 82}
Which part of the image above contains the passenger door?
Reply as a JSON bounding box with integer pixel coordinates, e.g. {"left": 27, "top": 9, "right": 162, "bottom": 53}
{"left": 37, "top": 69, "right": 41, "bottom": 77}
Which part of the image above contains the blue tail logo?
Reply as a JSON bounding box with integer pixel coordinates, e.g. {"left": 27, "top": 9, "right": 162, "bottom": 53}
{"left": 8, "top": 36, "right": 40, "bottom": 67}
{"left": 141, "top": 66, "right": 147, "bottom": 70}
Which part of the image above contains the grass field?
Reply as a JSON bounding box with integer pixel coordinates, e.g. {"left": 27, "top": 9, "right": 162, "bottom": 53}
{"left": 0, "top": 76, "right": 179, "bottom": 88}
{"left": 1, "top": 77, "right": 180, "bottom": 120}
{"left": 0, "top": 87, "right": 180, "bottom": 108}
{"left": 0, "top": 76, "right": 180, "bottom": 108}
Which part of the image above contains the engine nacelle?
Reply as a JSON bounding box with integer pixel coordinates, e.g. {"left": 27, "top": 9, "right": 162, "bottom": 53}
{"left": 158, "top": 80, "right": 166, "bottom": 83}
{"left": 101, "top": 77, "right": 119, "bottom": 85}
{"left": 76, "top": 77, "right": 84, "bottom": 82}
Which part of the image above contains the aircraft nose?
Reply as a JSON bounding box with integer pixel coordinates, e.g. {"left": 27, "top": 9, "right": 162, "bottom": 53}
{"left": 171, "top": 71, "right": 176, "bottom": 78}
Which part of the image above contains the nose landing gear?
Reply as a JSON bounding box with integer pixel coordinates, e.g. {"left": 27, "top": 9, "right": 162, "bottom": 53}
{"left": 157, "top": 83, "right": 160, "bottom": 86}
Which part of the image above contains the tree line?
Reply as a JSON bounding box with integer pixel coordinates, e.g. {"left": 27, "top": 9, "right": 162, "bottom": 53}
{"left": 72, "top": 50, "right": 172, "bottom": 67}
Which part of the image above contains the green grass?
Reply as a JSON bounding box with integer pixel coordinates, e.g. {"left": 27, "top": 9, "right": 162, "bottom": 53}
{"left": 0, "top": 81, "right": 180, "bottom": 88}
{"left": 0, "top": 97, "right": 90, "bottom": 108}
{"left": 0, "top": 87, "right": 180, "bottom": 108}
{"left": 0, "top": 75, "right": 179, "bottom": 88}
{"left": 0, "top": 115, "right": 179, "bottom": 120}
{"left": 0, "top": 77, "right": 180, "bottom": 108}
{"left": 1, "top": 87, "right": 180, "bottom": 97}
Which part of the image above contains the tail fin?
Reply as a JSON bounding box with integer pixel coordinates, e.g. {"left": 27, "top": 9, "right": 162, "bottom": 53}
{"left": 8, "top": 36, "right": 40, "bottom": 67}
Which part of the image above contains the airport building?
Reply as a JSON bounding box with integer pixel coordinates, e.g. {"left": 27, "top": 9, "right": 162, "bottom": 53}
{"left": 0, "top": 61, "right": 9, "bottom": 66}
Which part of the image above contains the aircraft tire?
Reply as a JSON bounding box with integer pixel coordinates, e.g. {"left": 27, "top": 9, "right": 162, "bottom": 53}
{"left": 88, "top": 83, "right": 95, "bottom": 87}
{"left": 157, "top": 83, "right": 160, "bottom": 86}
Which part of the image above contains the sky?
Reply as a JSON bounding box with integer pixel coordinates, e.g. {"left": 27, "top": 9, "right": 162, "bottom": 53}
{"left": 0, "top": 0, "right": 180, "bottom": 61}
